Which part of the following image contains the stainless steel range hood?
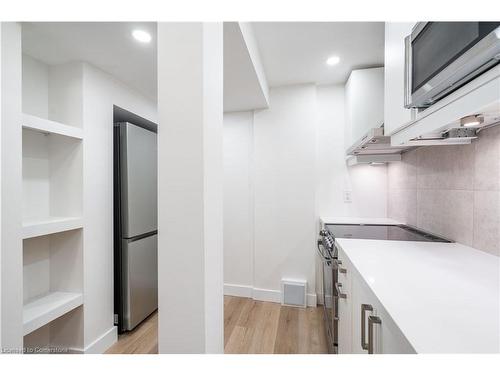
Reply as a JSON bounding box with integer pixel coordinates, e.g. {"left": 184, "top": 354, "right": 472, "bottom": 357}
{"left": 345, "top": 127, "right": 408, "bottom": 165}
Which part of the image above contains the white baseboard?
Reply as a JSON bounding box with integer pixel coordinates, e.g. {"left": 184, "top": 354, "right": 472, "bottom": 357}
{"left": 252, "top": 287, "right": 281, "bottom": 303}
{"left": 224, "top": 283, "right": 317, "bottom": 307}
{"left": 70, "top": 326, "right": 117, "bottom": 354}
{"left": 224, "top": 283, "right": 253, "bottom": 298}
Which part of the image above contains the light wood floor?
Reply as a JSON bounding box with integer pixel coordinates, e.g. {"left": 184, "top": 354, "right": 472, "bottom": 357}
{"left": 224, "top": 296, "right": 328, "bottom": 354}
{"left": 105, "top": 311, "right": 158, "bottom": 354}
{"left": 105, "top": 296, "right": 328, "bottom": 354}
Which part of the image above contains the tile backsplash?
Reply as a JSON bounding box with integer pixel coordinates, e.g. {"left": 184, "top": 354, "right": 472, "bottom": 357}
{"left": 387, "top": 125, "right": 500, "bottom": 256}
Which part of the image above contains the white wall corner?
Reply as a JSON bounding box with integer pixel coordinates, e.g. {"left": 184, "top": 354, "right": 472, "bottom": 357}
{"left": 237, "top": 22, "right": 269, "bottom": 106}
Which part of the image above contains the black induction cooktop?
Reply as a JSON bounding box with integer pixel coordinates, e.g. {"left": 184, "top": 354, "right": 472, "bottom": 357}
{"left": 325, "top": 224, "right": 451, "bottom": 242}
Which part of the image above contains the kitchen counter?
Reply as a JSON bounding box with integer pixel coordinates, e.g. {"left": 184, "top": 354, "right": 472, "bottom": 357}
{"left": 320, "top": 216, "right": 402, "bottom": 226}
{"left": 336, "top": 238, "right": 500, "bottom": 353}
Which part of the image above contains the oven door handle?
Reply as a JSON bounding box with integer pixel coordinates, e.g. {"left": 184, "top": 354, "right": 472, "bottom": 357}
{"left": 316, "top": 242, "right": 332, "bottom": 262}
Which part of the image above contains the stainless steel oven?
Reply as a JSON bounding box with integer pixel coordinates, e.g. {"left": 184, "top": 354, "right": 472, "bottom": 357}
{"left": 404, "top": 22, "right": 500, "bottom": 109}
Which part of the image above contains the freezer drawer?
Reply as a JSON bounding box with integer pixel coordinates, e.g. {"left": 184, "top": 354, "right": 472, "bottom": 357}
{"left": 120, "top": 122, "right": 157, "bottom": 238}
{"left": 123, "top": 234, "right": 158, "bottom": 331}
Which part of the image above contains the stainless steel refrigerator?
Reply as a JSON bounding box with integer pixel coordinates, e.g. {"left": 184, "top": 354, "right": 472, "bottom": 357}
{"left": 114, "top": 121, "right": 158, "bottom": 332}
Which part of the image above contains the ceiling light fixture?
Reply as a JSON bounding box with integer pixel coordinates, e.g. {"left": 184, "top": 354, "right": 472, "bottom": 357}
{"left": 132, "top": 29, "right": 152, "bottom": 43}
{"left": 460, "top": 114, "right": 484, "bottom": 127}
{"left": 326, "top": 55, "right": 340, "bottom": 66}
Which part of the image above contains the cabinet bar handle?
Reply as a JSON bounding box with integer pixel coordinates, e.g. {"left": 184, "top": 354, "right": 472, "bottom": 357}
{"left": 361, "top": 304, "right": 373, "bottom": 351}
{"left": 368, "top": 315, "right": 382, "bottom": 354}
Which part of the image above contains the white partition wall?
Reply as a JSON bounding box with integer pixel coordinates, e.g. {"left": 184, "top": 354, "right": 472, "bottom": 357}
{"left": 157, "top": 22, "right": 224, "bottom": 353}
{"left": 81, "top": 63, "right": 156, "bottom": 353}
{"left": 1, "top": 22, "right": 23, "bottom": 352}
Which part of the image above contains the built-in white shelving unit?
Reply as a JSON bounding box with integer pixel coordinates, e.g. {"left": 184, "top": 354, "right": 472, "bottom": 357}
{"left": 21, "top": 52, "right": 85, "bottom": 352}
{"left": 22, "top": 113, "right": 84, "bottom": 140}
{"left": 23, "top": 292, "right": 83, "bottom": 335}
{"left": 22, "top": 216, "right": 83, "bottom": 239}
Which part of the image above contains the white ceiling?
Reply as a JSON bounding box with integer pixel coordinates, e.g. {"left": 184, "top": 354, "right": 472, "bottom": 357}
{"left": 252, "top": 22, "right": 385, "bottom": 87}
{"left": 22, "top": 22, "right": 157, "bottom": 100}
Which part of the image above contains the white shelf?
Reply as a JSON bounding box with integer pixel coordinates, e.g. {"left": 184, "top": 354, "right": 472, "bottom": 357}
{"left": 23, "top": 216, "right": 83, "bottom": 239}
{"left": 22, "top": 113, "right": 83, "bottom": 140}
{"left": 23, "top": 292, "right": 83, "bottom": 335}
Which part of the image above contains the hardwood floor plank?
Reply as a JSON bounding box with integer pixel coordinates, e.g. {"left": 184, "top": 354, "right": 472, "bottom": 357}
{"left": 224, "top": 326, "right": 250, "bottom": 354}
{"left": 247, "top": 301, "right": 281, "bottom": 354}
{"left": 274, "top": 306, "right": 299, "bottom": 354}
{"left": 297, "top": 306, "right": 329, "bottom": 354}
{"left": 224, "top": 296, "right": 247, "bottom": 344}
{"left": 310, "top": 307, "right": 329, "bottom": 354}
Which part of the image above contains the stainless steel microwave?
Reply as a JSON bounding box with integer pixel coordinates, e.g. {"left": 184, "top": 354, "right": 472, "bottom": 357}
{"left": 404, "top": 22, "right": 500, "bottom": 109}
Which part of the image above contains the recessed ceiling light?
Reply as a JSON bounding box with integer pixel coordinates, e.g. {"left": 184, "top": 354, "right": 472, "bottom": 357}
{"left": 326, "top": 55, "right": 340, "bottom": 66}
{"left": 132, "top": 30, "right": 152, "bottom": 43}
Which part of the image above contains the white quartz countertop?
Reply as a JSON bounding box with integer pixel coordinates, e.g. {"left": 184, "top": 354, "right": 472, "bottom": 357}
{"left": 336, "top": 238, "right": 500, "bottom": 353}
{"left": 320, "top": 216, "right": 402, "bottom": 225}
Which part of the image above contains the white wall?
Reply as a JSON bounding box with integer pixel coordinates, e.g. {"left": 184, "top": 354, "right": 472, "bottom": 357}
{"left": 22, "top": 54, "right": 48, "bottom": 118}
{"left": 223, "top": 112, "right": 254, "bottom": 292}
{"left": 158, "top": 22, "right": 223, "bottom": 354}
{"left": 81, "top": 63, "right": 157, "bottom": 351}
{"left": 223, "top": 84, "right": 388, "bottom": 304}
{"left": 316, "top": 85, "right": 387, "bottom": 218}
{"left": 253, "top": 84, "right": 318, "bottom": 303}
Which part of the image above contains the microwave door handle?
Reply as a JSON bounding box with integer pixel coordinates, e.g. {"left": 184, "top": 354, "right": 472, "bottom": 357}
{"left": 404, "top": 34, "right": 412, "bottom": 109}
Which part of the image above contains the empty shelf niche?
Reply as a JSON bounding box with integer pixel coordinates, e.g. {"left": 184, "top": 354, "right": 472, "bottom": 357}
{"left": 23, "top": 229, "right": 83, "bottom": 350}
{"left": 22, "top": 128, "right": 83, "bottom": 235}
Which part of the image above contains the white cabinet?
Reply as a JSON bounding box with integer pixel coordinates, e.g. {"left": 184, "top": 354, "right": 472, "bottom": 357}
{"left": 345, "top": 67, "right": 384, "bottom": 149}
{"left": 338, "top": 246, "right": 415, "bottom": 354}
{"left": 384, "top": 22, "right": 415, "bottom": 136}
